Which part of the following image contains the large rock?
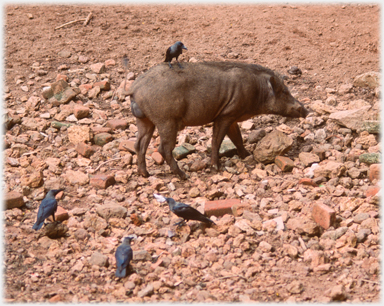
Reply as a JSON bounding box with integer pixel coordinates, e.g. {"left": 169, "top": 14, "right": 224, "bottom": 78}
{"left": 329, "top": 106, "right": 371, "bottom": 131}
{"left": 219, "top": 139, "right": 237, "bottom": 157}
{"left": 73, "top": 105, "right": 90, "bottom": 119}
{"left": 137, "top": 284, "right": 154, "bottom": 298}
{"left": 338, "top": 197, "right": 365, "bottom": 213}
{"left": 303, "top": 249, "right": 327, "bottom": 268}
{"left": 253, "top": 130, "right": 293, "bottom": 164}
{"left": 45, "top": 157, "right": 61, "bottom": 169}
{"left": 89, "top": 252, "right": 109, "bottom": 267}
{"left": 299, "top": 152, "right": 320, "bottom": 167}
{"left": 96, "top": 203, "right": 127, "bottom": 220}
{"left": 4, "top": 112, "right": 21, "bottom": 130}
{"left": 347, "top": 99, "right": 372, "bottom": 110}
{"left": 48, "top": 206, "right": 69, "bottom": 222}
{"left": 359, "top": 153, "right": 381, "bottom": 165}
{"left": 353, "top": 71, "right": 380, "bottom": 89}
{"left": 360, "top": 121, "right": 380, "bottom": 134}
{"left": 5, "top": 191, "right": 24, "bottom": 209}
{"left": 20, "top": 171, "right": 44, "bottom": 188}
{"left": 310, "top": 100, "right": 337, "bottom": 115}
{"left": 67, "top": 125, "right": 92, "bottom": 145}
{"left": 90, "top": 63, "right": 106, "bottom": 74}
{"left": 21, "top": 117, "right": 45, "bottom": 131}
{"left": 38, "top": 222, "right": 69, "bottom": 239}
{"left": 64, "top": 170, "right": 89, "bottom": 185}
{"left": 173, "top": 143, "right": 196, "bottom": 160}
{"left": 50, "top": 79, "right": 68, "bottom": 95}
{"left": 83, "top": 214, "right": 108, "bottom": 231}
{"left": 313, "top": 161, "right": 346, "bottom": 179}
{"left": 328, "top": 284, "right": 347, "bottom": 301}
{"left": 353, "top": 131, "right": 378, "bottom": 149}
{"left": 286, "top": 217, "right": 321, "bottom": 236}
{"left": 133, "top": 250, "right": 152, "bottom": 261}
{"left": 49, "top": 87, "right": 79, "bottom": 105}
{"left": 94, "top": 133, "right": 113, "bottom": 146}
{"left": 248, "top": 128, "right": 266, "bottom": 144}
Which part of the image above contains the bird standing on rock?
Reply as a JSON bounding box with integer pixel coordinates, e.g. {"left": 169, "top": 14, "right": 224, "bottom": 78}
{"left": 115, "top": 236, "right": 134, "bottom": 278}
{"left": 154, "top": 194, "right": 215, "bottom": 226}
{"left": 32, "top": 189, "right": 64, "bottom": 230}
{"left": 164, "top": 41, "right": 188, "bottom": 68}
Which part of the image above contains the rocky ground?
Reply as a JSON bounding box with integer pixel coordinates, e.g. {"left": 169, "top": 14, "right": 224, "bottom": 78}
{"left": 3, "top": 4, "right": 381, "bottom": 303}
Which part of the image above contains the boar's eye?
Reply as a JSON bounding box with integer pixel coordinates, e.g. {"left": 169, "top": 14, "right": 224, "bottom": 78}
{"left": 281, "top": 86, "right": 289, "bottom": 95}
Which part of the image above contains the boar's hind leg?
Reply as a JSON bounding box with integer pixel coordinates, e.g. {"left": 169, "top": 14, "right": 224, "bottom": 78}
{"left": 226, "top": 122, "right": 250, "bottom": 159}
{"left": 135, "top": 118, "right": 155, "bottom": 177}
{"left": 157, "top": 125, "right": 187, "bottom": 180}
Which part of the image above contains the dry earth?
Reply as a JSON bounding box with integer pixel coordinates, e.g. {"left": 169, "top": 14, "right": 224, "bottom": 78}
{"left": 3, "top": 4, "right": 381, "bottom": 303}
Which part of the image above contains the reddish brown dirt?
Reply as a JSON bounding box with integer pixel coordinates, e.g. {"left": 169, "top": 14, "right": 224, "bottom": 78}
{"left": 3, "top": 4, "right": 380, "bottom": 303}
{"left": 5, "top": 4, "right": 379, "bottom": 88}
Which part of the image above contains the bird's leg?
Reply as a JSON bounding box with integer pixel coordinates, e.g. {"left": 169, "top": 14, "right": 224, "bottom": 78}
{"left": 174, "top": 220, "right": 186, "bottom": 227}
{"left": 176, "top": 59, "right": 183, "bottom": 69}
{"left": 168, "top": 62, "right": 173, "bottom": 68}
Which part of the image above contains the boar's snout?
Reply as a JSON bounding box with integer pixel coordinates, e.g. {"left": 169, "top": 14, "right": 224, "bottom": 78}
{"left": 298, "top": 100, "right": 309, "bottom": 118}
{"left": 287, "top": 99, "right": 309, "bottom": 118}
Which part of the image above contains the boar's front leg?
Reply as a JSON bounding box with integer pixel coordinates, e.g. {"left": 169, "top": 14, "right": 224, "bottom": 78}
{"left": 135, "top": 118, "right": 155, "bottom": 177}
{"left": 157, "top": 124, "right": 187, "bottom": 180}
{"left": 226, "top": 122, "right": 250, "bottom": 159}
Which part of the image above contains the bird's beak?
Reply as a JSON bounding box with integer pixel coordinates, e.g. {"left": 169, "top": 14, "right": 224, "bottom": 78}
{"left": 183, "top": 46, "right": 188, "bottom": 50}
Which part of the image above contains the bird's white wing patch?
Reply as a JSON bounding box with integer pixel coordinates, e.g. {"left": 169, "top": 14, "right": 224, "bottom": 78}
{"left": 154, "top": 194, "right": 166, "bottom": 202}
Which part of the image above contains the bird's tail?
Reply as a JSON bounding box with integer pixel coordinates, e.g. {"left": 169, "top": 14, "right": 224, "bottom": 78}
{"left": 32, "top": 222, "right": 43, "bottom": 230}
{"left": 202, "top": 216, "right": 216, "bottom": 226}
{"left": 115, "top": 267, "right": 127, "bottom": 278}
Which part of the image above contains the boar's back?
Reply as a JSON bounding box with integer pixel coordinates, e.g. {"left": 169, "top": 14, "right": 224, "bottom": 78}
{"left": 128, "top": 61, "right": 277, "bottom": 127}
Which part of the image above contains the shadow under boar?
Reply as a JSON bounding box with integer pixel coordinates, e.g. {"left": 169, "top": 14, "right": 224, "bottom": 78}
{"left": 128, "top": 61, "right": 308, "bottom": 179}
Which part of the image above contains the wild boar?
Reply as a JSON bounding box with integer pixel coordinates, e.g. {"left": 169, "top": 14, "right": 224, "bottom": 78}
{"left": 128, "top": 61, "right": 308, "bottom": 179}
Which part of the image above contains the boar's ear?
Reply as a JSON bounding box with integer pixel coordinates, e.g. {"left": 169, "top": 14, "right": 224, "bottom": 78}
{"left": 268, "top": 75, "right": 282, "bottom": 93}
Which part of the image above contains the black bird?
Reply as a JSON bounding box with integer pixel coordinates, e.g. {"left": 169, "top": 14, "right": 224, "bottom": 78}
{"left": 32, "top": 189, "right": 64, "bottom": 230}
{"left": 115, "top": 236, "right": 134, "bottom": 278}
{"left": 154, "top": 194, "right": 215, "bottom": 226}
{"left": 164, "top": 41, "right": 188, "bottom": 68}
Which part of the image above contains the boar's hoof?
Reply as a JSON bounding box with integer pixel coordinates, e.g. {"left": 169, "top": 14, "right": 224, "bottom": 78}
{"left": 211, "top": 163, "right": 220, "bottom": 172}
{"left": 177, "top": 170, "right": 188, "bottom": 180}
{"left": 238, "top": 150, "right": 251, "bottom": 159}
{"left": 138, "top": 168, "right": 150, "bottom": 178}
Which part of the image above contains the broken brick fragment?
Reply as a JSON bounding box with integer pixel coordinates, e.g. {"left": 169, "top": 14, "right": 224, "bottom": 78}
{"left": 311, "top": 202, "right": 336, "bottom": 230}
{"left": 204, "top": 199, "right": 241, "bottom": 217}
{"left": 90, "top": 174, "right": 116, "bottom": 189}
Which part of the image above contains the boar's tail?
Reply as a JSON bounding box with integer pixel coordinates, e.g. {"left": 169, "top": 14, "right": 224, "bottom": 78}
{"left": 131, "top": 98, "right": 146, "bottom": 119}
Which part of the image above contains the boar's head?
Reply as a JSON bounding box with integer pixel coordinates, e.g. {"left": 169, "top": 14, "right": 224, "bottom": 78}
{"left": 264, "top": 75, "right": 308, "bottom": 118}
